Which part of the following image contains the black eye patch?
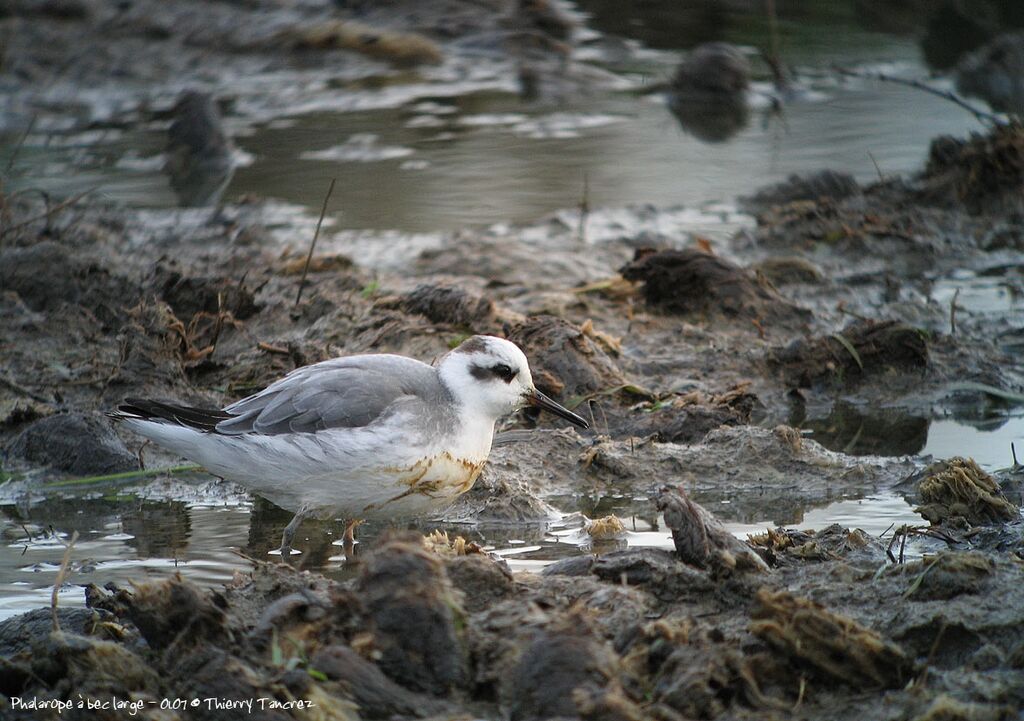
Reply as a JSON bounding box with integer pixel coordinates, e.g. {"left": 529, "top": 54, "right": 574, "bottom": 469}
{"left": 469, "top": 363, "right": 518, "bottom": 383}
{"left": 492, "top": 363, "right": 517, "bottom": 383}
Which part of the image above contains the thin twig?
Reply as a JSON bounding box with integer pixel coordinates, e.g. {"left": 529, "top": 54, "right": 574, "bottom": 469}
{"left": 295, "top": 178, "right": 337, "bottom": 307}
{"left": 950, "top": 288, "right": 960, "bottom": 336}
{"left": 867, "top": 150, "right": 884, "bottom": 182}
{"left": 0, "top": 186, "right": 98, "bottom": 240}
{"left": 51, "top": 531, "right": 79, "bottom": 633}
{"left": 764, "top": 0, "right": 786, "bottom": 91}
{"left": 834, "top": 67, "right": 1003, "bottom": 126}
{"left": 576, "top": 171, "right": 589, "bottom": 244}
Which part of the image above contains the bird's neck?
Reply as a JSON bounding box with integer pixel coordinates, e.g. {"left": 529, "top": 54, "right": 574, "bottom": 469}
{"left": 452, "top": 409, "right": 496, "bottom": 463}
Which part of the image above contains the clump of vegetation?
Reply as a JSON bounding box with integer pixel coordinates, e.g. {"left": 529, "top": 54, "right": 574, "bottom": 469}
{"left": 916, "top": 457, "right": 1019, "bottom": 525}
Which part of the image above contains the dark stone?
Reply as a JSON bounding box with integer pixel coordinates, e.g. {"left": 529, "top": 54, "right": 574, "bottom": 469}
{"left": 7, "top": 412, "right": 138, "bottom": 475}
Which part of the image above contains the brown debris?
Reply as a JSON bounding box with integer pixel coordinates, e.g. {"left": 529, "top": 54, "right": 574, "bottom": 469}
{"left": 620, "top": 248, "right": 811, "bottom": 328}
{"left": 766, "top": 319, "right": 928, "bottom": 389}
{"left": 655, "top": 485, "right": 769, "bottom": 575}
{"left": 750, "top": 588, "right": 912, "bottom": 690}
{"left": 278, "top": 253, "right": 353, "bottom": 276}
{"left": 749, "top": 524, "right": 885, "bottom": 565}
{"left": 276, "top": 20, "right": 443, "bottom": 67}
{"left": 916, "top": 457, "right": 1019, "bottom": 526}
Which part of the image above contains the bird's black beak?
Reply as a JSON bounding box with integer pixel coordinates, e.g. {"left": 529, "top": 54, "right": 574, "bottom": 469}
{"left": 526, "top": 389, "right": 590, "bottom": 429}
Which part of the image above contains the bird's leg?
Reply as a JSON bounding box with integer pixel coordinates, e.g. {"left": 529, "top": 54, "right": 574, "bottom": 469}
{"left": 341, "top": 518, "right": 363, "bottom": 562}
{"left": 280, "top": 504, "right": 311, "bottom": 558}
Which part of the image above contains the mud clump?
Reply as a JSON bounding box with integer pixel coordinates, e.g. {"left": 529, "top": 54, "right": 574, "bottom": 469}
{"left": 621, "top": 619, "right": 776, "bottom": 719}
{"left": 741, "top": 170, "right": 860, "bottom": 212}
{"left": 750, "top": 588, "right": 912, "bottom": 690}
{"left": 7, "top": 411, "right": 138, "bottom": 475}
{"left": 110, "top": 299, "right": 189, "bottom": 391}
{"left": 355, "top": 537, "right": 466, "bottom": 695}
{"left": 655, "top": 485, "right": 768, "bottom": 575}
{"left": 903, "top": 551, "right": 995, "bottom": 601}
{"left": 915, "top": 457, "right": 1019, "bottom": 526}
{"left": 921, "top": 122, "right": 1024, "bottom": 214}
{"left": 749, "top": 524, "right": 887, "bottom": 565}
{"left": 623, "top": 385, "right": 757, "bottom": 443}
{"left": 621, "top": 248, "right": 810, "bottom": 328}
{"left": 506, "top": 315, "right": 628, "bottom": 403}
{"left": 507, "top": 617, "right": 640, "bottom": 721}
{"left": 113, "top": 576, "right": 229, "bottom": 650}
{"left": 0, "top": 608, "right": 116, "bottom": 657}
{"left": 0, "top": 240, "right": 136, "bottom": 328}
{"left": 444, "top": 553, "right": 516, "bottom": 614}
{"left": 311, "top": 644, "right": 445, "bottom": 719}
{"left": 152, "top": 264, "right": 260, "bottom": 321}
{"left": 401, "top": 283, "right": 496, "bottom": 330}
{"left": 767, "top": 319, "right": 928, "bottom": 389}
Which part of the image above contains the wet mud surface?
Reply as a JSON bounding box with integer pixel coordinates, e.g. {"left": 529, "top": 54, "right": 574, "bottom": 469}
{"left": 2, "top": 1, "right": 1024, "bottom": 719}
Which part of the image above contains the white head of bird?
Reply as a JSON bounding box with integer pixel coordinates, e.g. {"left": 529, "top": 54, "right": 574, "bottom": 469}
{"left": 438, "top": 335, "right": 588, "bottom": 428}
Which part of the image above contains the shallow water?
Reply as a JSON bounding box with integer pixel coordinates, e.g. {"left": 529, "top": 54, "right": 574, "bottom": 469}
{"left": 0, "top": 473, "right": 926, "bottom": 621}
{"left": 0, "top": 6, "right": 986, "bottom": 232}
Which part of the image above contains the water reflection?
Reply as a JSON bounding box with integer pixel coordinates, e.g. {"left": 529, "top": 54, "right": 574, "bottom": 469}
{"left": 797, "top": 401, "right": 929, "bottom": 457}
{"left": 0, "top": 473, "right": 930, "bottom": 619}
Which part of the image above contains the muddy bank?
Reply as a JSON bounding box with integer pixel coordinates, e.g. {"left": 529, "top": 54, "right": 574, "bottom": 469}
{"left": 3, "top": 125, "right": 1023, "bottom": 505}
{"left": 3, "top": 500, "right": 1023, "bottom": 720}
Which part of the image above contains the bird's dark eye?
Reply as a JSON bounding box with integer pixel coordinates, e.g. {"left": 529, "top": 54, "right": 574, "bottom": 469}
{"left": 492, "top": 363, "right": 517, "bottom": 383}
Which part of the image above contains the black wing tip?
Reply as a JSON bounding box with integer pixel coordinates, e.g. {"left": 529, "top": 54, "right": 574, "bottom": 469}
{"left": 112, "top": 398, "right": 232, "bottom": 432}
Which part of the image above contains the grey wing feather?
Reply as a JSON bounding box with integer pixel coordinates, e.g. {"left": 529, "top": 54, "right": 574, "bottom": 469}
{"left": 216, "top": 355, "right": 441, "bottom": 435}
